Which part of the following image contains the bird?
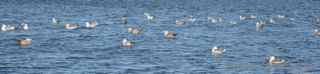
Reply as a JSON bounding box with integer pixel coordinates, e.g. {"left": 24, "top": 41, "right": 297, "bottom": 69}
{"left": 64, "top": 24, "right": 80, "bottom": 30}
{"left": 1, "top": 24, "right": 7, "bottom": 31}
{"left": 21, "top": 23, "right": 28, "bottom": 31}
{"left": 163, "top": 31, "right": 177, "bottom": 39}
{"left": 313, "top": 29, "right": 320, "bottom": 36}
{"left": 122, "top": 38, "right": 134, "bottom": 48}
{"left": 315, "top": 17, "right": 320, "bottom": 24}
{"left": 52, "top": 17, "right": 59, "bottom": 25}
{"left": 211, "top": 46, "right": 225, "bottom": 56}
{"left": 7, "top": 25, "right": 16, "bottom": 31}
{"left": 144, "top": 13, "right": 155, "bottom": 21}
{"left": 256, "top": 21, "right": 266, "bottom": 32}
{"left": 121, "top": 16, "right": 128, "bottom": 24}
{"left": 17, "top": 38, "right": 32, "bottom": 47}
{"left": 268, "top": 18, "right": 276, "bottom": 24}
{"left": 274, "top": 15, "right": 286, "bottom": 19}
{"left": 127, "top": 27, "right": 142, "bottom": 35}
{"left": 128, "top": 27, "right": 134, "bottom": 33}
{"left": 185, "top": 15, "right": 196, "bottom": 22}
{"left": 267, "top": 56, "right": 285, "bottom": 65}
{"left": 1, "top": 24, "right": 15, "bottom": 32}
{"left": 229, "top": 21, "right": 237, "bottom": 25}
{"left": 208, "top": 16, "right": 223, "bottom": 23}
{"left": 240, "top": 15, "right": 257, "bottom": 20}
{"left": 85, "top": 21, "right": 98, "bottom": 28}
{"left": 176, "top": 20, "right": 185, "bottom": 26}
{"left": 268, "top": 15, "right": 287, "bottom": 24}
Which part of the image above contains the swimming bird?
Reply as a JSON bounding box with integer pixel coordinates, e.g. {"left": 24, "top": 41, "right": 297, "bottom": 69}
{"left": 313, "top": 29, "right": 320, "bottom": 36}
{"left": 17, "top": 38, "right": 32, "bottom": 47}
{"left": 64, "top": 24, "right": 80, "bottom": 30}
{"left": 315, "top": 17, "right": 320, "bottom": 24}
{"left": 1, "top": 24, "right": 6, "bottom": 31}
{"left": 211, "top": 46, "right": 225, "bottom": 55}
{"left": 144, "top": 13, "right": 155, "bottom": 21}
{"left": 127, "top": 27, "right": 142, "bottom": 35}
{"left": 121, "top": 16, "right": 128, "bottom": 24}
{"left": 122, "top": 38, "right": 134, "bottom": 48}
{"left": 21, "top": 23, "right": 28, "bottom": 30}
{"left": 268, "top": 18, "right": 276, "bottom": 24}
{"left": 7, "top": 25, "right": 16, "bottom": 31}
{"left": 256, "top": 21, "right": 266, "bottom": 32}
{"left": 268, "top": 15, "right": 287, "bottom": 24}
{"left": 267, "top": 56, "right": 285, "bottom": 65}
{"left": 185, "top": 15, "right": 196, "bottom": 22}
{"left": 208, "top": 16, "right": 223, "bottom": 23}
{"left": 85, "top": 21, "right": 98, "bottom": 28}
{"left": 240, "top": 15, "right": 257, "bottom": 20}
{"left": 52, "top": 17, "right": 59, "bottom": 25}
{"left": 163, "top": 31, "right": 177, "bottom": 39}
{"left": 274, "top": 15, "right": 286, "bottom": 19}
{"left": 229, "top": 21, "right": 237, "bottom": 25}
{"left": 1, "top": 24, "right": 15, "bottom": 32}
{"left": 176, "top": 20, "right": 185, "bottom": 26}
{"left": 128, "top": 27, "right": 133, "bottom": 33}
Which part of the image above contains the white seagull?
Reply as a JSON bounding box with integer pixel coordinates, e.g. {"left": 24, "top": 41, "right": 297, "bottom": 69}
{"left": 122, "top": 38, "right": 134, "bottom": 48}
{"left": 144, "top": 13, "right": 155, "bottom": 21}
{"left": 211, "top": 46, "right": 225, "bottom": 55}
{"left": 85, "top": 21, "right": 98, "bottom": 28}
{"left": 267, "top": 56, "right": 285, "bottom": 65}
{"left": 21, "top": 23, "right": 28, "bottom": 30}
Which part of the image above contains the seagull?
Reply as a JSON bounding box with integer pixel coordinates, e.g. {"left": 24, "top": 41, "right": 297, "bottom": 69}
{"left": 144, "top": 13, "right": 155, "bottom": 21}
{"left": 21, "top": 23, "right": 28, "bottom": 30}
{"left": 7, "top": 25, "right": 15, "bottom": 31}
{"left": 122, "top": 38, "right": 134, "bottom": 48}
{"left": 1, "top": 24, "right": 15, "bottom": 32}
{"left": 211, "top": 46, "right": 225, "bottom": 56}
{"left": 268, "top": 18, "right": 276, "bottom": 24}
{"left": 229, "top": 21, "right": 237, "bottom": 25}
{"left": 52, "top": 17, "right": 59, "bottom": 25}
{"left": 240, "top": 15, "right": 257, "bottom": 20}
{"left": 315, "top": 17, "right": 320, "bottom": 24}
{"left": 313, "top": 29, "right": 320, "bottom": 36}
{"left": 1, "top": 24, "right": 7, "bottom": 31}
{"left": 17, "top": 38, "right": 32, "bottom": 47}
{"left": 256, "top": 21, "right": 266, "bottom": 32}
{"left": 128, "top": 27, "right": 134, "bottom": 33}
{"left": 274, "top": 15, "right": 286, "bottom": 19}
{"left": 269, "top": 15, "right": 287, "bottom": 24}
{"left": 267, "top": 56, "right": 285, "bottom": 65}
{"left": 121, "top": 16, "right": 128, "bottom": 24}
{"left": 208, "top": 16, "right": 223, "bottom": 23}
{"left": 185, "top": 15, "right": 196, "bottom": 22}
{"left": 64, "top": 24, "right": 80, "bottom": 30}
{"left": 176, "top": 20, "right": 185, "bottom": 26}
{"left": 163, "top": 31, "right": 177, "bottom": 39}
{"left": 85, "top": 21, "right": 98, "bottom": 28}
{"left": 128, "top": 27, "right": 142, "bottom": 35}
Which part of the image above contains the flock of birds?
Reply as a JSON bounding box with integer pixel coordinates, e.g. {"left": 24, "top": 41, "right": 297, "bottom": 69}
{"left": 1, "top": 12, "right": 320, "bottom": 66}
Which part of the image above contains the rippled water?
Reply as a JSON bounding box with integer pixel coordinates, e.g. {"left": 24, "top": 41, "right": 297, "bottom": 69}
{"left": 1, "top": 0, "right": 320, "bottom": 74}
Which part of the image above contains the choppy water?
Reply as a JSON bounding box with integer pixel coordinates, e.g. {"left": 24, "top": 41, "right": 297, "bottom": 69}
{"left": 1, "top": 0, "right": 320, "bottom": 74}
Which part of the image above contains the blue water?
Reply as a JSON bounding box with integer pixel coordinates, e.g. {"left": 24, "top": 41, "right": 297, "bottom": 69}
{"left": 1, "top": 0, "right": 320, "bottom": 74}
